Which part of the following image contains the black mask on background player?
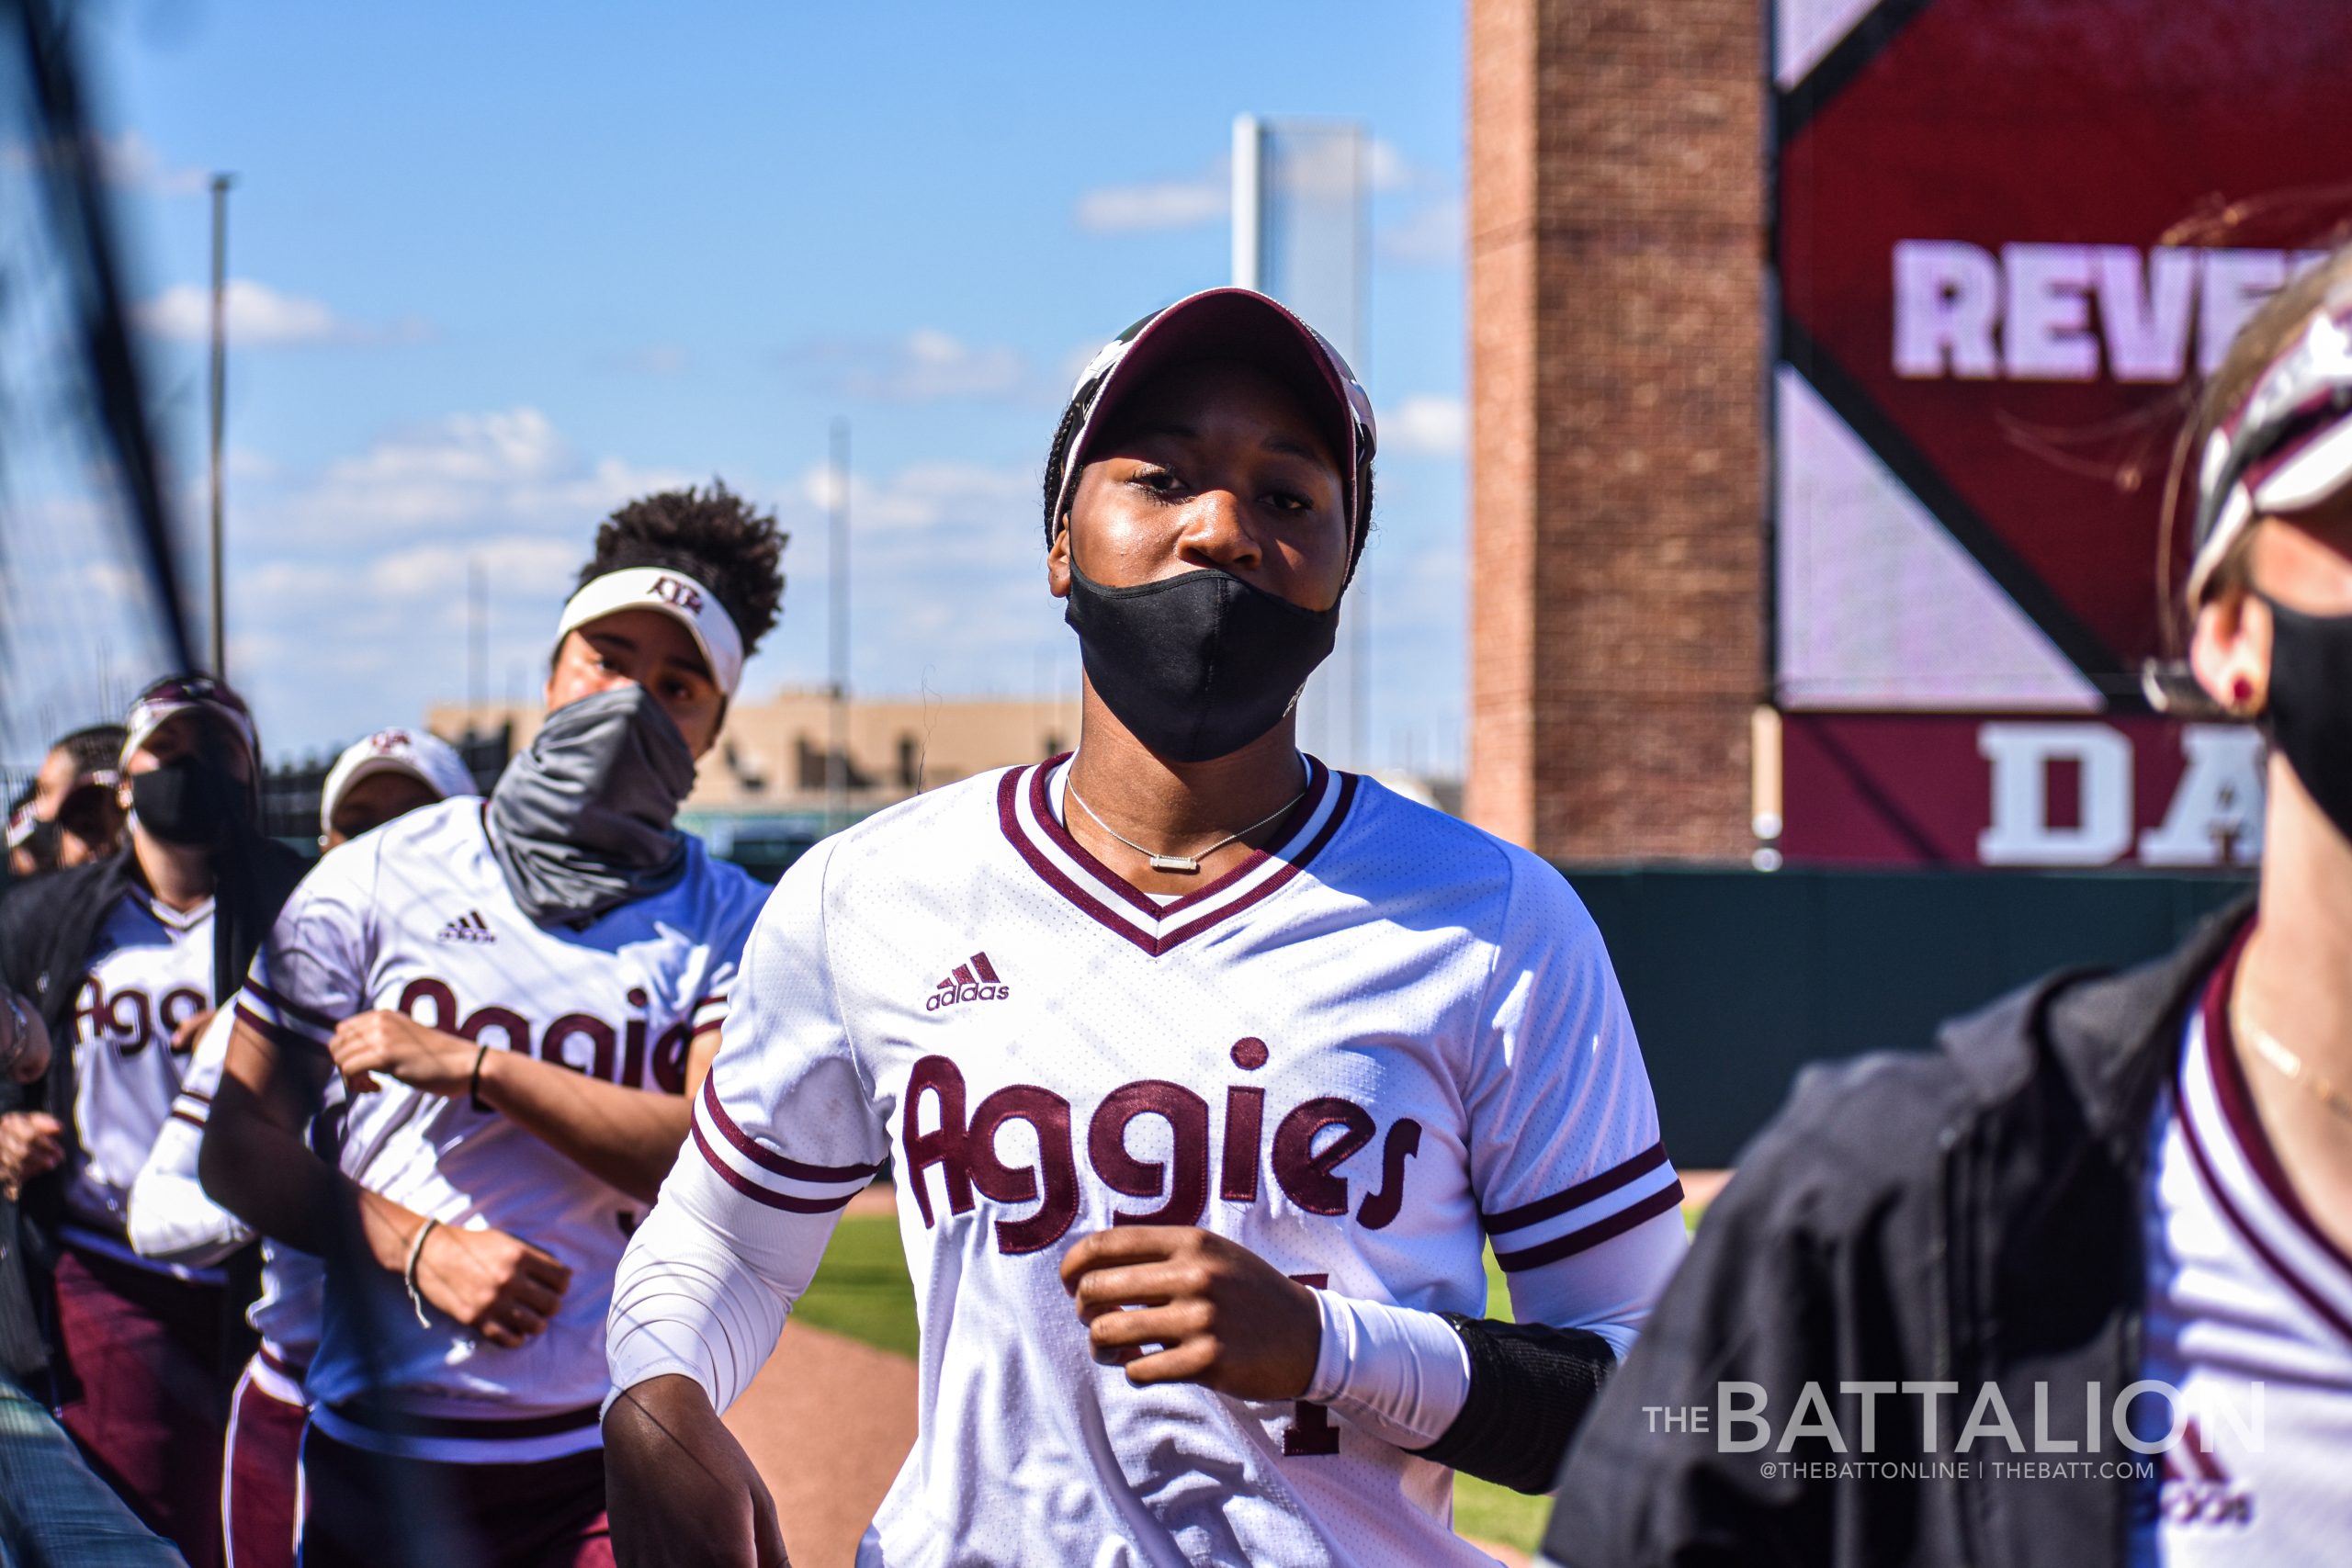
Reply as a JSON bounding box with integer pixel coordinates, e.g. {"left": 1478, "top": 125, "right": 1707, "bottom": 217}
{"left": 487, "top": 682, "right": 693, "bottom": 926}
{"left": 130, "top": 755, "right": 251, "bottom": 847}
{"left": 2260, "top": 594, "right": 2352, "bottom": 846}
{"left": 1063, "top": 555, "right": 1340, "bottom": 764}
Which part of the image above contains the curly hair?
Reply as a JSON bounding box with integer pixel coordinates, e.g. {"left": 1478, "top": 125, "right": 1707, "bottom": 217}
{"left": 579, "top": 481, "right": 787, "bottom": 654}
{"left": 55, "top": 723, "right": 127, "bottom": 777}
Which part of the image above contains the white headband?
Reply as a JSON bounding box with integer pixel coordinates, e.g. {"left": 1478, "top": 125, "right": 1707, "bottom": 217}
{"left": 555, "top": 567, "right": 745, "bottom": 697}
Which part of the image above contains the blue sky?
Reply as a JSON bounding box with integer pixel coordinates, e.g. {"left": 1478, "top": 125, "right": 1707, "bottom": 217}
{"left": 88, "top": 0, "right": 1466, "bottom": 772}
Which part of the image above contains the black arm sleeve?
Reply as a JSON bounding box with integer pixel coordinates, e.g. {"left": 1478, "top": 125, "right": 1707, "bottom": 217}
{"left": 1408, "top": 1314, "right": 1616, "bottom": 1495}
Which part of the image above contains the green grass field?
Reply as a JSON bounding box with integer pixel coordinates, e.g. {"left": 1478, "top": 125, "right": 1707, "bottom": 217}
{"left": 792, "top": 1213, "right": 1577, "bottom": 1555}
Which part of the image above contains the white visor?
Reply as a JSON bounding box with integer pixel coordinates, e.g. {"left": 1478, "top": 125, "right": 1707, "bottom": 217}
{"left": 554, "top": 567, "right": 745, "bottom": 697}
{"left": 320, "top": 728, "right": 477, "bottom": 834}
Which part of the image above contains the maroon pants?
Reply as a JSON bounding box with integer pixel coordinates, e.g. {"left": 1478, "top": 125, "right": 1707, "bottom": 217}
{"left": 221, "top": 1354, "right": 305, "bottom": 1568}
{"left": 52, "top": 1244, "right": 228, "bottom": 1568}
{"left": 298, "top": 1425, "right": 614, "bottom": 1568}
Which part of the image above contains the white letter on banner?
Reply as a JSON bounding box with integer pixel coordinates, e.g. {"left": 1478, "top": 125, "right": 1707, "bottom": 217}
{"left": 2198, "top": 250, "right": 2288, "bottom": 375}
{"left": 2093, "top": 246, "right": 2197, "bottom": 383}
{"left": 2138, "top": 726, "right": 2267, "bottom": 865}
{"left": 2004, "top": 244, "right": 2099, "bottom": 380}
{"left": 1894, "top": 241, "right": 2000, "bottom": 378}
{"left": 1978, "top": 723, "right": 2134, "bottom": 866}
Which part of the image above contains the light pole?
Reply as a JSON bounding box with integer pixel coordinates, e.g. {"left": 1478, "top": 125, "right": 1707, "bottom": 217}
{"left": 207, "top": 173, "right": 232, "bottom": 678}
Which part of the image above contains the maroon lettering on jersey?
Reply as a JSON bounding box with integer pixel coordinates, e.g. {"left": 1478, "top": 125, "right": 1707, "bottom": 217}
{"left": 398, "top": 977, "right": 458, "bottom": 1032}
{"left": 159, "top": 988, "right": 207, "bottom": 1051}
{"left": 542, "top": 1013, "right": 616, "bottom": 1079}
{"left": 1088, "top": 1081, "right": 1210, "bottom": 1229}
{"left": 102, "top": 984, "right": 153, "bottom": 1055}
{"left": 1272, "top": 1099, "right": 1376, "bottom": 1217}
{"left": 1283, "top": 1273, "right": 1343, "bottom": 1458}
{"left": 1220, "top": 1086, "right": 1265, "bottom": 1203}
{"left": 1353, "top": 1119, "right": 1422, "bottom": 1231}
{"left": 904, "top": 1054, "right": 976, "bottom": 1227}
{"left": 967, "top": 1085, "right": 1078, "bottom": 1254}
{"left": 647, "top": 1021, "right": 693, "bottom": 1096}
{"left": 458, "top": 1004, "right": 531, "bottom": 1058}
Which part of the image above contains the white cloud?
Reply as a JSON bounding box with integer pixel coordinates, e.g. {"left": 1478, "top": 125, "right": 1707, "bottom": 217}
{"left": 100, "top": 130, "right": 209, "bottom": 197}
{"left": 781, "top": 329, "right": 1031, "bottom": 403}
{"left": 1383, "top": 393, "right": 1467, "bottom": 457}
{"left": 1076, "top": 167, "right": 1229, "bottom": 232}
{"left": 1078, "top": 136, "right": 1419, "bottom": 236}
{"left": 286, "top": 407, "right": 693, "bottom": 541}
{"left": 601, "top": 344, "right": 690, "bottom": 376}
{"left": 368, "top": 536, "right": 582, "bottom": 600}
{"left": 135, "top": 278, "right": 425, "bottom": 347}
{"left": 1379, "top": 195, "right": 1464, "bottom": 266}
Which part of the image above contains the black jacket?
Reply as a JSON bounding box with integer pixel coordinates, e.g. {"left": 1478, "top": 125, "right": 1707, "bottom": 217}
{"left": 0, "top": 831, "right": 307, "bottom": 1379}
{"left": 1544, "top": 899, "right": 2256, "bottom": 1568}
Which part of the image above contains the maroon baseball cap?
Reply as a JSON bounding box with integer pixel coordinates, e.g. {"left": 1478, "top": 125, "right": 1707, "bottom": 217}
{"left": 1043, "top": 288, "right": 1378, "bottom": 570}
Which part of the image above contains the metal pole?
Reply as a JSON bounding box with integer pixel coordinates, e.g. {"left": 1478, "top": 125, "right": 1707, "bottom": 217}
{"left": 207, "top": 174, "right": 232, "bottom": 677}
{"left": 826, "top": 419, "right": 850, "bottom": 833}
{"left": 1230, "top": 114, "right": 1262, "bottom": 289}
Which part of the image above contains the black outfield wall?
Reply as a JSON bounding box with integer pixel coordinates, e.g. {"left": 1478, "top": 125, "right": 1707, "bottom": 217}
{"left": 1561, "top": 866, "right": 2253, "bottom": 1168}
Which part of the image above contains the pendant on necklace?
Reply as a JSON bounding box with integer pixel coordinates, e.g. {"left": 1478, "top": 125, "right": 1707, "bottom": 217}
{"left": 1148, "top": 853, "right": 1201, "bottom": 874}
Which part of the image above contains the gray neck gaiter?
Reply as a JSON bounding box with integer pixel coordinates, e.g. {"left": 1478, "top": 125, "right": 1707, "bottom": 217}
{"left": 486, "top": 683, "right": 695, "bottom": 926}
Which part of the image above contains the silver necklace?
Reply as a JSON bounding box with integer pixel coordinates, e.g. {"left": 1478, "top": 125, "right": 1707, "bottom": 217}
{"left": 1064, "top": 772, "right": 1309, "bottom": 874}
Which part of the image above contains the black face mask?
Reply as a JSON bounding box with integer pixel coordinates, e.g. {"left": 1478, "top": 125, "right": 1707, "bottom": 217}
{"left": 2262, "top": 594, "right": 2352, "bottom": 846}
{"left": 130, "top": 756, "right": 250, "bottom": 847}
{"left": 19, "top": 817, "right": 62, "bottom": 874}
{"left": 1063, "top": 558, "right": 1340, "bottom": 763}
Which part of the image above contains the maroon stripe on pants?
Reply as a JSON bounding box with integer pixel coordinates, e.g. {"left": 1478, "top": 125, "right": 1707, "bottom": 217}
{"left": 298, "top": 1425, "right": 614, "bottom": 1568}
{"left": 224, "top": 1359, "right": 305, "bottom": 1568}
{"left": 52, "top": 1244, "right": 229, "bottom": 1568}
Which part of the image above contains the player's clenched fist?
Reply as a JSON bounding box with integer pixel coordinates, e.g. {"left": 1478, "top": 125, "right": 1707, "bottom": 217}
{"left": 414, "top": 1222, "right": 572, "bottom": 1349}
{"left": 1059, "top": 1226, "right": 1322, "bottom": 1402}
{"left": 329, "top": 1009, "right": 479, "bottom": 1098}
{"left": 0, "top": 1110, "right": 64, "bottom": 1201}
{"left": 605, "top": 1376, "right": 791, "bottom": 1568}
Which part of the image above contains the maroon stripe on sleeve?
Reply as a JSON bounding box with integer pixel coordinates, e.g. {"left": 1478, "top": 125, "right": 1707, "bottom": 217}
{"left": 690, "top": 1120, "right": 858, "bottom": 1213}
{"left": 1493, "top": 1181, "right": 1685, "bottom": 1273}
{"left": 697, "top": 1074, "right": 881, "bottom": 1184}
{"left": 170, "top": 1108, "right": 208, "bottom": 1129}
{"left": 1481, "top": 1142, "right": 1672, "bottom": 1235}
{"left": 243, "top": 980, "right": 337, "bottom": 1032}
{"left": 234, "top": 1003, "right": 326, "bottom": 1056}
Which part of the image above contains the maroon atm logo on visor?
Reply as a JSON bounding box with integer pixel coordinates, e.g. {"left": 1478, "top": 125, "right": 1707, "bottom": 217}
{"left": 646, "top": 576, "right": 706, "bottom": 615}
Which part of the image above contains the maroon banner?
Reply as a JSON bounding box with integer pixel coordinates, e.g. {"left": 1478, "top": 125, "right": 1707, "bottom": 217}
{"left": 1781, "top": 713, "right": 2265, "bottom": 868}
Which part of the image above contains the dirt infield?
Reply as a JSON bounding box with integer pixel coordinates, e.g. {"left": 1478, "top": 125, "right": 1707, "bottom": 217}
{"left": 725, "top": 1320, "right": 921, "bottom": 1565}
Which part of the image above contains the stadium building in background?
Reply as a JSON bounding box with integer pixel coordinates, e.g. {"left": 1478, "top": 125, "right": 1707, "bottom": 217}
{"left": 1466, "top": 0, "right": 2351, "bottom": 870}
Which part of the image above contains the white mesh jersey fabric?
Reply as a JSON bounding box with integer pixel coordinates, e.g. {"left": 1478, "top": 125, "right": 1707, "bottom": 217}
{"left": 62, "top": 890, "right": 215, "bottom": 1261}
{"left": 2132, "top": 973, "right": 2352, "bottom": 1566}
{"left": 234, "top": 795, "right": 768, "bottom": 1428}
{"left": 687, "top": 757, "right": 1680, "bottom": 1566}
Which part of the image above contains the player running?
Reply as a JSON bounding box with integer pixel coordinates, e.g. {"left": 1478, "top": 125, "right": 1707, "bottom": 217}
{"left": 0, "top": 677, "right": 305, "bottom": 1567}
{"left": 605, "top": 288, "right": 1688, "bottom": 1565}
{"left": 200, "top": 488, "right": 785, "bottom": 1568}
{"left": 126, "top": 727, "right": 475, "bottom": 1568}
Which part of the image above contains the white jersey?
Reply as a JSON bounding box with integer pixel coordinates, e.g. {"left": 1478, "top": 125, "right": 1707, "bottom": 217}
{"left": 129, "top": 1007, "right": 362, "bottom": 1371}
{"left": 694, "top": 758, "right": 1681, "bottom": 1566}
{"left": 2133, "top": 940, "right": 2352, "bottom": 1566}
{"left": 63, "top": 888, "right": 216, "bottom": 1276}
{"left": 235, "top": 797, "right": 766, "bottom": 1454}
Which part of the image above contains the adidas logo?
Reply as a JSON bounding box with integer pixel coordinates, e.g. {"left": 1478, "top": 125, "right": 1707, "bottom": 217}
{"left": 926, "top": 952, "right": 1008, "bottom": 1012}
{"left": 436, "top": 911, "right": 496, "bottom": 944}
